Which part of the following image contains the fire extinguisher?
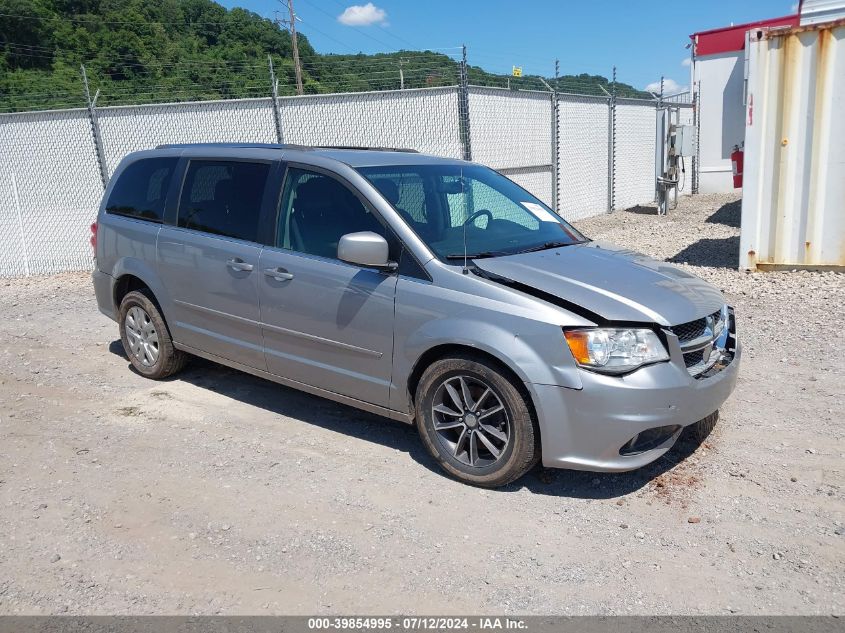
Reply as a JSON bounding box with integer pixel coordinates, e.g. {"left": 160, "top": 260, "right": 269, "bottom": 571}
{"left": 731, "top": 144, "right": 744, "bottom": 189}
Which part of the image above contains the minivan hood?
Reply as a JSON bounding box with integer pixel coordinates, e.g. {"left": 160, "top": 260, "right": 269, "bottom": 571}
{"left": 473, "top": 242, "right": 724, "bottom": 326}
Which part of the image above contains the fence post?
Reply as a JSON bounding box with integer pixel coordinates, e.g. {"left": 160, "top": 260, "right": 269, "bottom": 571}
{"left": 458, "top": 44, "right": 472, "bottom": 161}
{"left": 607, "top": 65, "right": 617, "bottom": 213}
{"left": 551, "top": 59, "right": 560, "bottom": 214}
{"left": 11, "top": 172, "right": 31, "bottom": 277}
{"left": 81, "top": 65, "right": 109, "bottom": 188}
{"left": 692, "top": 82, "right": 700, "bottom": 194}
{"left": 268, "top": 56, "right": 284, "bottom": 144}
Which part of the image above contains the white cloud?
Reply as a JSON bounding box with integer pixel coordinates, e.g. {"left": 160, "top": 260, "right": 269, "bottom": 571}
{"left": 337, "top": 3, "right": 388, "bottom": 26}
{"left": 681, "top": 57, "right": 692, "bottom": 67}
{"left": 644, "top": 78, "right": 688, "bottom": 95}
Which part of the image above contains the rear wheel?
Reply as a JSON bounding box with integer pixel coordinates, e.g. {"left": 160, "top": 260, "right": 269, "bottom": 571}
{"left": 119, "top": 290, "right": 187, "bottom": 379}
{"left": 415, "top": 355, "right": 539, "bottom": 487}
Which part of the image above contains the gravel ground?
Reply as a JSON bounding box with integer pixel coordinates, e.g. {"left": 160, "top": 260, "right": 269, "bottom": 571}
{"left": 0, "top": 192, "right": 843, "bottom": 615}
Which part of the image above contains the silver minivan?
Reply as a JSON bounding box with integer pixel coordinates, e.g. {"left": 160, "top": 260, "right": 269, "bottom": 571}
{"left": 92, "top": 143, "right": 740, "bottom": 487}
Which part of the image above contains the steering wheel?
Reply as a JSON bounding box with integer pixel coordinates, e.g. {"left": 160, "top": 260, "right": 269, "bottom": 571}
{"left": 463, "top": 209, "right": 493, "bottom": 228}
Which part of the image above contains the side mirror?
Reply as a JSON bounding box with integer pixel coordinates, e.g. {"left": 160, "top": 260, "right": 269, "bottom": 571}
{"left": 337, "top": 232, "right": 397, "bottom": 270}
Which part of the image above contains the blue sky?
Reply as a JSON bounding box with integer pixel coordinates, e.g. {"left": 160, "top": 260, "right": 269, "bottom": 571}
{"left": 219, "top": 0, "right": 797, "bottom": 92}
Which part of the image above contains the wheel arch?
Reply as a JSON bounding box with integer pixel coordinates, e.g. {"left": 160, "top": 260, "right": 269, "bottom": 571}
{"left": 110, "top": 258, "right": 171, "bottom": 317}
{"left": 407, "top": 343, "right": 535, "bottom": 417}
{"left": 114, "top": 274, "right": 151, "bottom": 308}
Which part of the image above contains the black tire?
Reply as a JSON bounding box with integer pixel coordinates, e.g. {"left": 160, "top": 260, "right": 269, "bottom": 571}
{"left": 118, "top": 290, "right": 187, "bottom": 380}
{"left": 415, "top": 354, "right": 539, "bottom": 488}
{"left": 689, "top": 411, "right": 719, "bottom": 443}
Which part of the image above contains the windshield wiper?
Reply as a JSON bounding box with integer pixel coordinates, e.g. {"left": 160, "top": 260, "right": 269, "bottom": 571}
{"left": 513, "top": 241, "right": 573, "bottom": 254}
{"left": 445, "top": 251, "right": 508, "bottom": 260}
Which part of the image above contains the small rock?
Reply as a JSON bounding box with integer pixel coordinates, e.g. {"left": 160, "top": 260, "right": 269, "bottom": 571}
{"left": 221, "top": 524, "right": 231, "bottom": 531}
{"left": 790, "top": 476, "right": 798, "bottom": 482}
{"left": 50, "top": 554, "right": 61, "bottom": 563}
{"left": 773, "top": 552, "right": 783, "bottom": 560}
{"left": 615, "top": 499, "right": 624, "bottom": 506}
{"left": 833, "top": 526, "right": 844, "bottom": 536}
{"left": 688, "top": 516, "right": 701, "bottom": 524}
{"left": 188, "top": 532, "right": 197, "bottom": 540}
{"left": 635, "top": 531, "right": 645, "bottom": 540}
{"left": 806, "top": 448, "right": 816, "bottom": 454}
{"left": 619, "top": 523, "right": 629, "bottom": 529}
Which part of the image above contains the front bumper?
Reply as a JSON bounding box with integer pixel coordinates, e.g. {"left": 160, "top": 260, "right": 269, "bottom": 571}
{"left": 530, "top": 341, "right": 741, "bottom": 472}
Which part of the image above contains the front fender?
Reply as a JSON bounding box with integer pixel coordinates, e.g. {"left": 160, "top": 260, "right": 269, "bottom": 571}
{"left": 392, "top": 314, "right": 583, "bottom": 415}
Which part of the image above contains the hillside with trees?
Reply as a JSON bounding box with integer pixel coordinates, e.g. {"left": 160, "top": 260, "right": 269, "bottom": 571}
{"left": 0, "top": 0, "right": 651, "bottom": 112}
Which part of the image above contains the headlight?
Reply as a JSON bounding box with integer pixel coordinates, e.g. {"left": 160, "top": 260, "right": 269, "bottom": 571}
{"left": 564, "top": 328, "right": 669, "bottom": 374}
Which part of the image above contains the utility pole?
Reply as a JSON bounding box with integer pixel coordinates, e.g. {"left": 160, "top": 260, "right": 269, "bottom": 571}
{"left": 276, "top": 0, "right": 303, "bottom": 95}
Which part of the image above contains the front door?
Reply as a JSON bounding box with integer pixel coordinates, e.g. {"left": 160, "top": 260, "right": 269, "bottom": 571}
{"left": 157, "top": 159, "right": 273, "bottom": 370}
{"left": 258, "top": 166, "right": 397, "bottom": 408}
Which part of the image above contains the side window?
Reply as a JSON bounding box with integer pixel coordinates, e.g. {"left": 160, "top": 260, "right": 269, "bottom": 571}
{"left": 276, "top": 167, "right": 386, "bottom": 260}
{"left": 177, "top": 160, "right": 270, "bottom": 242}
{"left": 106, "top": 157, "right": 177, "bottom": 222}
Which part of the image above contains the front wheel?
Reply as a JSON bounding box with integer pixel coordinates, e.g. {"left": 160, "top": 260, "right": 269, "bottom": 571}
{"left": 415, "top": 355, "right": 539, "bottom": 487}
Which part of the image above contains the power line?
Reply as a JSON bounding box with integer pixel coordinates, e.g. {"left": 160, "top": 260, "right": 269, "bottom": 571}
{"left": 295, "top": 0, "right": 401, "bottom": 53}
{"left": 320, "top": 0, "right": 421, "bottom": 51}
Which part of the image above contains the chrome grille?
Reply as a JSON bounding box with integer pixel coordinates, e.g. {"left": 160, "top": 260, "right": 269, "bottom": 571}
{"left": 671, "top": 310, "right": 720, "bottom": 343}
{"left": 671, "top": 308, "right": 731, "bottom": 378}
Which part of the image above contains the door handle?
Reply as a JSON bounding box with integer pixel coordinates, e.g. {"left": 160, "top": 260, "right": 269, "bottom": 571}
{"left": 226, "top": 258, "right": 254, "bottom": 272}
{"left": 263, "top": 267, "right": 294, "bottom": 281}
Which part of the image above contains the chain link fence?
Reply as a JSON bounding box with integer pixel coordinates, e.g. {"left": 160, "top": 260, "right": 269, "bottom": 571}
{"left": 97, "top": 98, "right": 279, "bottom": 176}
{"left": 0, "top": 108, "right": 104, "bottom": 276}
{"left": 0, "top": 71, "right": 693, "bottom": 277}
{"left": 467, "top": 86, "right": 554, "bottom": 206}
{"left": 556, "top": 94, "right": 610, "bottom": 221}
{"left": 614, "top": 99, "right": 659, "bottom": 210}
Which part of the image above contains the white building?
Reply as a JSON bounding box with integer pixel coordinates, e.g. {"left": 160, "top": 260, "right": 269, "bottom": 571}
{"left": 689, "top": 14, "right": 798, "bottom": 193}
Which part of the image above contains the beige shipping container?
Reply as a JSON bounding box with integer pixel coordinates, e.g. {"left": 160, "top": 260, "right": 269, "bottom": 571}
{"left": 739, "top": 20, "right": 845, "bottom": 271}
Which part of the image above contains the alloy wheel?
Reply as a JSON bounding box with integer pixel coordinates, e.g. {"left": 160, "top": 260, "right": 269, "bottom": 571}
{"left": 431, "top": 375, "right": 510, "bottom": 468}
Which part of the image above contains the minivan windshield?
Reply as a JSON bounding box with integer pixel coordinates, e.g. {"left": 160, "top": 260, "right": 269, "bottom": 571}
{"left": 357, "top": 164, "right": 587, "bottom": 262}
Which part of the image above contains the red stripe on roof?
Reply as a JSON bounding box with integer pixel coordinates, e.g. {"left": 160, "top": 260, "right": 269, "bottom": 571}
{"left": 691, "top": 15, "right": 799, "bottom": 56}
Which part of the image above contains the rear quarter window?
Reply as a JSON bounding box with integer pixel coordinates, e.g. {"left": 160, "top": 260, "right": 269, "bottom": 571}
{"left": 106, "top": 157, "right": 177, "bottom": 223}
{"left": 177, "top": 160, "right": 270, "bottom": 242}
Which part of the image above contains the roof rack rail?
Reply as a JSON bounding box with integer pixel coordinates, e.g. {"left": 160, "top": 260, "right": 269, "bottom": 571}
{"left": 314, "top": 145, "right": 419, "bottom": 153}
{"left": 155, "top": 142, "right": 419, "bottom": 153}
{"left": 156, "top": 142, "right": 294, "bottom": 150}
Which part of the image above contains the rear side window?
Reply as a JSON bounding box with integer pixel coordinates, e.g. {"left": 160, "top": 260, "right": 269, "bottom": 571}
{"left": 106, "top": 157, "right": 177, "bottom": 222}
{"left": 177, "top": 160, "right": 270, "bottom": 242}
